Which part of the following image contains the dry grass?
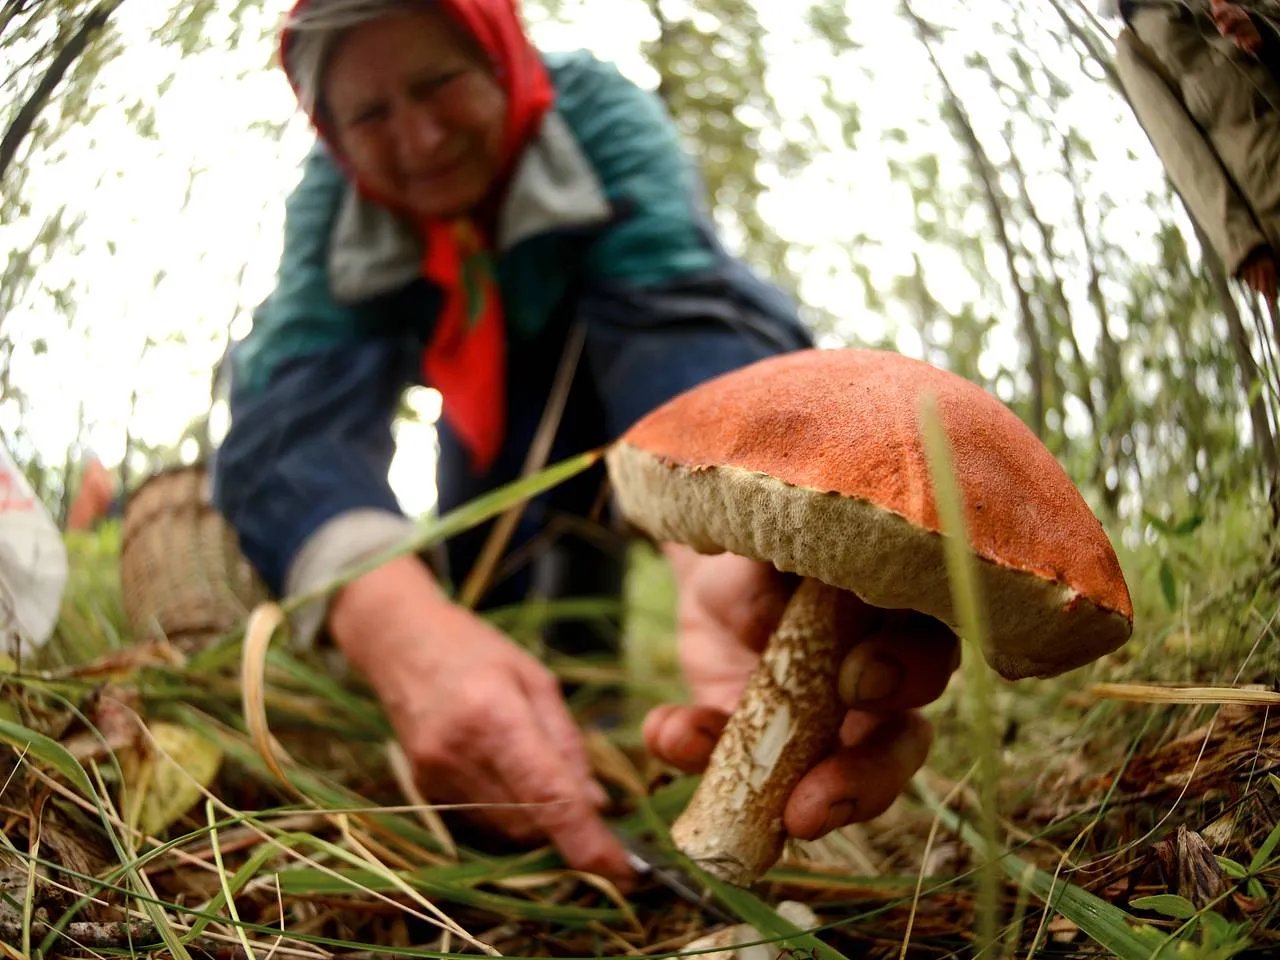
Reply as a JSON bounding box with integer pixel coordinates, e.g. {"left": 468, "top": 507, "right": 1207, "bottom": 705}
{"left": 0, "top": 483, "right": 1277, "bottom": 959}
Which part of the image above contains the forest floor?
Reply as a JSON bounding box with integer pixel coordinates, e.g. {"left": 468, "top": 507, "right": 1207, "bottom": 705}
{"left": 1, "top": 469, "right": 1277, "bottom": 960}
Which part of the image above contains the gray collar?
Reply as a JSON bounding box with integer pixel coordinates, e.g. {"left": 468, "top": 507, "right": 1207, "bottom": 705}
{"left": 328, "top": 110, "right": 612, "bottom": 305}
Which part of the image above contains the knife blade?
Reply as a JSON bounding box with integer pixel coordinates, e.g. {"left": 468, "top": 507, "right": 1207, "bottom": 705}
{"left": 610, "top": 826, "right": 738, "bottom": 924}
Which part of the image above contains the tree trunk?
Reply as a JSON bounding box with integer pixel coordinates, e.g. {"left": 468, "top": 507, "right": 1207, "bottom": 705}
{"left": 1019, "top": 181, "right": 1104, "bottom": 472}
{"left": 1248, "top": 292, "right": 1280, "bottom": 404}
{"left": 1061, "top": 136, "right": 1128, "bottom": 513}
{"left": 0, "top": 0, "right": 32, "bottom": 39}
{"left": 1269, "top": 296, "right": 1280, "bottom": 380}
{"left": 1047, "top": 0, "right": 1125, "bottom": 91}
{"left": 1169, "top": 311, "right": 1212, "bottom": 495}
{"left": 1247, "top": 294, "right": 1280, "bottom": 414}
{"left": 57, "top": 399, "right": 85, "bottom": 529}
{"left": 0, "top": 0, "right": 123, "bottom": 184}
{"left": 1005, "top": 138, "right": 1080, "bottom": 448}
{"left": 901, "top": 0, "right": 1047, "bottom": 439}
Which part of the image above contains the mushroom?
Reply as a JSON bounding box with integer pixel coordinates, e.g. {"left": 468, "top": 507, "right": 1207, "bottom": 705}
{"left": 605, "top": 348, "right": 1133, "bottom": 886}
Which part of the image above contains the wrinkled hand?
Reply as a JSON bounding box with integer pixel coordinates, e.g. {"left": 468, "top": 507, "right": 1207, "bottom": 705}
{"left": 329, "top": 556, "right": 634, "bottom": 885}
{"left": 645, "top": 547, "right": 959, "bottom": 840}
{"left": 1240, "top": 246, "right": 1278, "bottom": 301}
{"left": 1212, "top": 1, "right": 1264, "bottom": 55}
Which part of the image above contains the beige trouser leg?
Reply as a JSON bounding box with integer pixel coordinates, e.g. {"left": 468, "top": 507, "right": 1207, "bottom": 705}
{"left": 1116, "top": 25, "right": 1268, "bottom": 274}
{"left": 1127, "top": 6, "right": 1280, "bottom": 264}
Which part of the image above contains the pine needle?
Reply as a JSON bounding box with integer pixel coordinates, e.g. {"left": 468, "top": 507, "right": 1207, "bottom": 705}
{"left": 1090, "top": 682, "right": 1280, "bottom": 706}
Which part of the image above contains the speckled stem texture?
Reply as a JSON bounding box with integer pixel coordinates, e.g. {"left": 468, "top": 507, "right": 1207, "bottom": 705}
{"left": 670, "top": 577, "right": 860, "bottom": 886}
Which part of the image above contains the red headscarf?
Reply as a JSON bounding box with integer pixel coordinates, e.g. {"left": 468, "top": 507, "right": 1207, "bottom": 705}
{"left": 281, "top": 0, "right": 555, "bottom": 475}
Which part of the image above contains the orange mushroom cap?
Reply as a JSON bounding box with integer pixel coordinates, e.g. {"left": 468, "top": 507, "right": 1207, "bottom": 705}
{"left": 605, "top": 348, "right": 1133, "bottom": 680}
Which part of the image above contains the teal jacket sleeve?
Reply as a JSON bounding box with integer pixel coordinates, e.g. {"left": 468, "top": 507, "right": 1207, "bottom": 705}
{"left": 212, "top": 143, "right": 428, "bottom": 599}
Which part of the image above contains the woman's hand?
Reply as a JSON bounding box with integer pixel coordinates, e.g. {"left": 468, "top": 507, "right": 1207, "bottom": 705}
{"left": 645, "top": 545, "right": 959, "bottom": 840}
{"left": 329, "top": 555, "right": 635, "bottom": 886}
{"left": 1240, "top": 246, "right": 1278, "bottom": 301}
{"left": 1211, "top": 1, "right": 1264, "bottom": 55}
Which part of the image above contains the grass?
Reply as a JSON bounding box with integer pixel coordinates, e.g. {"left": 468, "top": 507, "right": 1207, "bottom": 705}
{"left": 0, "top": 452, "right": 1277, "bottom": 959}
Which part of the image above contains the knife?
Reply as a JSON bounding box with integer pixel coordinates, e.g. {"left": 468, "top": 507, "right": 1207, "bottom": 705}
{"left": 610, "top": 826, "right": 738, "bottom": 924}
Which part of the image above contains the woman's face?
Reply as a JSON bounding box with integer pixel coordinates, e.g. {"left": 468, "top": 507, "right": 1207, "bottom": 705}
{"left": 322, "top": 7, "right": 507, "bottom": 220}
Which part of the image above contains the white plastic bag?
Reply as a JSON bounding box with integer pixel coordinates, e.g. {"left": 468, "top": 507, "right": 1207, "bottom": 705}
{"left": 0, "top": 441, "right": 68, "bottom": 653}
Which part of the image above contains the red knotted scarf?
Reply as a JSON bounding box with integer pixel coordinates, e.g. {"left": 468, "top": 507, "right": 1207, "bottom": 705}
{"left": 419, "top": 0, "right": 553, "bottom": 475}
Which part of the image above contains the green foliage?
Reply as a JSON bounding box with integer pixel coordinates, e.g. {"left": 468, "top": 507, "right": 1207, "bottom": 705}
{"left": 1142, "top": 507, "right": 1208, "bottom": 611}
{"left": 0, "top": 715, "right": 95, "bottom": 796}
{"left": 4, "top": 3, "right": 1280, "bottom": 954}
{"left": 1117, "top": 496, "right": 1277, "bottom": 689}
{"left": 2, "top": 0, "right": 275, "bottom": 516}
{"left": 1128, "top": 895, "right": 1255, "bottom": 959}
{"left": 6, "top": 0, "right": 1279, "bottom": 547}
{"left": 49, "top": 519, "right": 131, "bottom": 665}
{"left": 641, "top": 0, "right": 811, "bottom": 292}
{"left": 1132, "top": 894, "right": 1200, "bottom": 921}
{"left": 804, "top": 0, "right": 1279, "bottom": 537}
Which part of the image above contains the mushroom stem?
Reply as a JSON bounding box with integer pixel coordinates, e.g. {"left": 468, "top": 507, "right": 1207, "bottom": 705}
{"left": 670, "top": 577, "right": 865, "bottom": 886}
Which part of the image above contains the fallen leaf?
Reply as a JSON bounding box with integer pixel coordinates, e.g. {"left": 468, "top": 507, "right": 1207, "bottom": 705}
{"left": 1174, "top": 825, "right": 1227, "bottom": 908}
{"left": 61, "top": 641, "right": 185, "bottom": 680}
{"left": 119, "top": 722, "right": 223, "bottom": 837}
{"left": 60, "top": 687, "right": 144, "bottom": 762}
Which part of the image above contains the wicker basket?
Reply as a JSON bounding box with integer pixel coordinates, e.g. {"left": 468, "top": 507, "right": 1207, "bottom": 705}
{"left": 120, "top": 463, "right": 268, "bottom": 652}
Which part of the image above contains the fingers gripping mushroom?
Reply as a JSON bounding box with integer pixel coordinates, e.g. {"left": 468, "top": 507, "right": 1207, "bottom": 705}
{"left": 605, "top": 348, "right": 1133, "bottom": 887}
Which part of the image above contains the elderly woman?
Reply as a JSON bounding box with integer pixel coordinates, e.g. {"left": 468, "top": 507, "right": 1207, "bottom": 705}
{"left": 213, "top": 0, "right": 958, "bottom": 883}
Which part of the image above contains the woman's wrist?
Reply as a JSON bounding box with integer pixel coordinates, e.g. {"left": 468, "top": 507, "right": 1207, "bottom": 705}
{"left": 327, "top": 554, "right": 454, "bottom": 678}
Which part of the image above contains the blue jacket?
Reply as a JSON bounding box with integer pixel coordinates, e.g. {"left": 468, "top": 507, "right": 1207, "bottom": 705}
{"left": 211, "top": 51, "right": 811, "bottom": 637}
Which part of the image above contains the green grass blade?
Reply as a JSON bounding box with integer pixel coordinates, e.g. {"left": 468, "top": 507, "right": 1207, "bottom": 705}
{"left": 620, "top": 774, "right": 700, "bottom": 829}
{"left": 919, "top": 393, "right": 1002, "bottom": 953}
{"left": 205, "top": 799, "right": 256, "bottom": 957}
{"left": 689, "top": 869, "right": 850, "bottom": 960}
{"left": 1249, "top": 819, "right": 1280, "bottom": 873}
{"left": 21, "top": 826, "right": 36, "bottom": 960}
{"left": 915, "top": 776, "right": 1173, "bottom": 959}
{"left": 188, "top": 449, "right": 603, "bottom": 671}
{"left": 283, "top": 449, "right": 604, "bottom": 614}
{"left": 187, "top": 831, "right": 308, "bottom": 940}
{"left": 84, "top": 763, "right": 197, "bottom": 960}
{"left": 483, "top": 597, "right": 623, "bottom": 632}
{"left": 273, "top": 866, "right": 624, "bottom": 922}
{"left": 0, "top": 718, "right": 94, "bottom": 797}
{"left": 264, "top": 647, "right": 391, "bottom": 736}
{"left": 170, "top": 705, "right": 451, "bottom": 852}
{"left": 1129, "top": 895, "right": 1196, "bottom": 920}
